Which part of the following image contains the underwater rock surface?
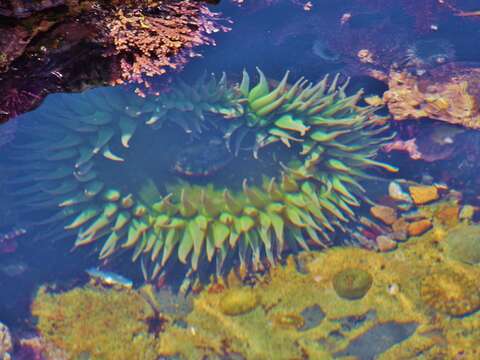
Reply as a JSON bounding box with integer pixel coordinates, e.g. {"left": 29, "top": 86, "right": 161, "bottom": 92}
{"left": 30, "top": 197, "right": 480, "bottom": 359}
{"left": 332, "top": 268, "right": 373, "bottom": 300}
{"left": 334, "top": 321, "right": 418, "bottom": 359}
{"left": 384, "top": 63, "right": 480, "bottom": 129}
{"left": 445, "top": 224, "right": 480, "bottom": 265}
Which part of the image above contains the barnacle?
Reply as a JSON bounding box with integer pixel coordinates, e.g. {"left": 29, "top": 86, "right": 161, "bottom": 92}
{"left": 7, "top": 68, "right": 397, "bottom": 287}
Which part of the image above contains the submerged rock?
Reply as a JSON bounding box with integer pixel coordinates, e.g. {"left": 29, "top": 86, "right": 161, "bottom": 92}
{"left": 421, "top": 270, "right": 480, "bottom": 317}
{"left": 446, "top": 225, "right": 480, "bottom": 265}
{"left": 370, "top": 205, "right": 398, "bottom": 225}
{"left": 407, "top": 219, "right": 433, "bottom": 237}
{"left": 299, "top": 304, "right": 325, "bottom": 331}
{"left": 388, "top": 181, "right": 412, "bottom": 203}
{"left": 332, "top": 268, "right": 373, "bottom": 300}
{"left": 31, "top": 286, "right": 159, "bottom": 359}
{"left": 376, "top": 235, "right": 398, "bottom": 252}
{"left": 384, "top": 63, "right": 480, "bottom": 129}
{"left": 409, "top": 185, "right": 439, "bottom": 205}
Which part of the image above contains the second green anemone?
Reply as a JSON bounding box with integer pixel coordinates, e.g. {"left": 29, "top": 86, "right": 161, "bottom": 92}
{"left": 8, "top": 68, "right": 397, "bottom": 287}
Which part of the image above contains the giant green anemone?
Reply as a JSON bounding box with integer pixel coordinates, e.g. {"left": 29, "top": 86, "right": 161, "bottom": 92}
{"left": 8, "top": 69, "right": 397, "bottom": 288}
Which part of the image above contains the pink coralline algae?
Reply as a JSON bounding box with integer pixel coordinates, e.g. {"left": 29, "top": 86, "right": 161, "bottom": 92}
{"left": 100, "top": 0, "right": 231, "bottom": 91}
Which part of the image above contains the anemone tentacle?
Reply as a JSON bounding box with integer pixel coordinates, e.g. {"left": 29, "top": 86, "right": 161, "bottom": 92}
{"left": 7, "top": 69, "right": 397, "bottom": 286}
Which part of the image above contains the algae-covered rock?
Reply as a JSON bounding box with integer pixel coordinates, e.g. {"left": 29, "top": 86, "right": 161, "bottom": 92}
{"left": 332, "top": 268, "right": 373, "bottom": 300}
{"left": 446, "top": 224, "right": 480, "bottom": 265}
{"left": 31, "top": 286, "right": 160, "bottom": 360}
{"left": 421, "top": 270, "right": 480, "bottom": 317}
{"left": 219, "top": 288, "right": 259, "bottom": 316}
{"left": 27, "top": 202, "right": 480, "bottom": 360}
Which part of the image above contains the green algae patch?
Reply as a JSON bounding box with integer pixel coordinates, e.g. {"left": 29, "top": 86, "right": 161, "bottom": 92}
{"left": 32, "top": 286, "right": 160, "bottom": 360}
{"left": 332, "top": 268, "right": 373, "bottom": 300}
{"left": 220, "top": 288, "right": 259, "bottom": 316}
{"left": 446, "top": 224, "right": 480, "bottom": 265}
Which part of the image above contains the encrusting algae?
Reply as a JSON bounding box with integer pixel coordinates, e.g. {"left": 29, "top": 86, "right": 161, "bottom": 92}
{"left": 30, "top": 197, "right": 480, "bottom": 359}
{"left": 219, "top": 288, "right": 259, "bottom": 316}
{"left": 332, "top": 268, "right": 373, "bottom": 300}
{"left": 421, "top": 270, "right": 480, "bottom": 317}
{"left": 445, "top": 224, "right": 480, "bottom": 265}
{"left": 31, "top": 286, "right": 161, "bottom": 360}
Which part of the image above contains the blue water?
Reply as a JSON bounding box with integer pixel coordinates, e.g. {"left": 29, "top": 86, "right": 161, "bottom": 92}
{"left": 1, "top": 1, "right": 480, "bottom": 358}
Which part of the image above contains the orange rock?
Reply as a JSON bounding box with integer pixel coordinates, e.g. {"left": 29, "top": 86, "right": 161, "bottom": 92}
{"left": 376, "top": 235, "right": 397, "bottom": 252}
{"left": 409, "top": 186, "right": 439, "bottom": 205}
{"left": 408, "top": 219, "right": 433, "bottom": 237}
{"left": 392, "top": 218, "right": 409, "bottom": 233}
{"left": 434, "top": 204, "right": 459, "bottom": 227}
{"left": 370, "top": 205, "right": 398, "bottom": 225}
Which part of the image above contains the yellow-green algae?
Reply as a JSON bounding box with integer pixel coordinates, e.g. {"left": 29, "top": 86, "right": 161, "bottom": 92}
{"left": 332, "top": 268, "right": 373, "bottom": 300}
{"left": 219, "top": 288, "right": 259, "bottom": 316}
{"left": 31, "top": 200, "right": 480, "bottom": 359}
{"left": 32, "top": 286, "right": 160, "bottom": 360}
{"left": 445, "top": 224, "right": 480, "bottom": 265}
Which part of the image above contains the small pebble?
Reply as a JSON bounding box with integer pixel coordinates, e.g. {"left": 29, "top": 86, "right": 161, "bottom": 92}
{"left": 370, "top": 205, "right": 397, "bottom": 225}
{"left": 408, "top": 219, "right": 433, "bottom": 236}
{"left": 387, "top": 283, "right": 400, "bottom": 295}
{"left": 409, "top": 185, "right": 439, "bottom": 205}
{"left": 376, "top": 235, "right": 398, "bottom": 252}
{"left": 388, "top": 182, "right": 412, "bottom": 203}
{"left": 392, "top": 218, "right": 409, "bottom": 233}
{"left": 390, "top": 231, "right": 408, "bottom": 242}
{"left": 435, "top": 205, "right": 459, "bottom": 227}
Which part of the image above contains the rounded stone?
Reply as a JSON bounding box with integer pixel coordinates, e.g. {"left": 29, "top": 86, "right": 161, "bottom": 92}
{"left": 332, "top": 268, "right": 373, "bottom": 300}
{"left": 407, "top": 219, "right": 432, "bottom": 237}
{"left": 408, "top": 185, "right": 439, "bottom": 205}
{"left": 376, "top": 235, "right": 398, "bottom": 252}
{"left": 446, "top": 225, "right": 480, "bottom": 265}
{"left": 370, "top": 205, "right": 397, "bottom": 225}
{"left": 219, "top": 288, "right": 259, "bottom": 316}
